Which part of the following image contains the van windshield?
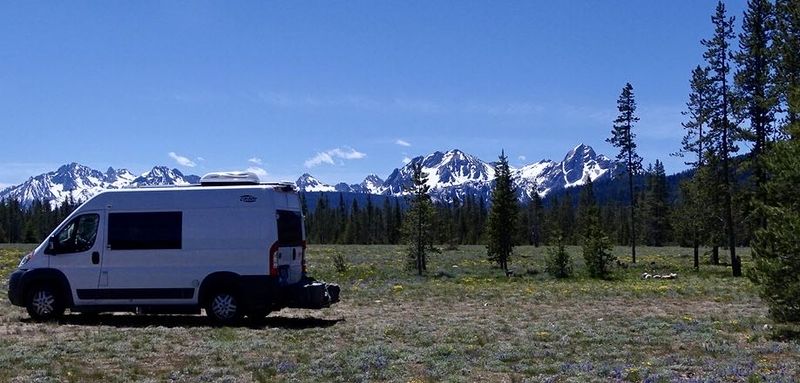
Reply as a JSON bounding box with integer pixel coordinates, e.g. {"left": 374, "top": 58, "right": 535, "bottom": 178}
{"left": 276, "top": 210, "right": 303, "bottom": 246}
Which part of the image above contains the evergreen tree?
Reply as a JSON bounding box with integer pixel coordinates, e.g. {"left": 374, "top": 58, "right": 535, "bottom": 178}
{"left": 643, "top": 160, "right": 671, "bottom": 246}
{"left": 579, "top": 180, "right": 616, "bottom": 278}
{"left": 678, "top": 66, "right": 715, "bottom": 269}
{"left": 557, "top": 194, "right": 575, "bottom": 244}
{"left": 344, "top": 199, "right": 360, "bottom": 244}
{"left": 607, "top": 82, "right": 643, "bottom": 263}
{"left": 544, "top": 229, "right": 572, "bottom": 278}
{"left": 750, "top": 123, "right": 800, "bottom": 323}
{"left": 529, "top": 187, "right": 545, "bottom": 247}
{"left": 735, "top": 0, "right": 778, "bottom": 230}
{"left": 391, "top": 199, "right": 403, "bottom": 244}
{"left": 774, "top": 0, "right": 800, "bottom": 128}
{"left": 486, "top": 150, "right": 518, "bottom": 273}
{"left": 336, "top": 193, "right": 347, "bottom": 244}
{"left": 401, "top": 162, "right": 435, "bottom": 275}
{"left": 703, "top": 1, "right": 743, "bottom": 276}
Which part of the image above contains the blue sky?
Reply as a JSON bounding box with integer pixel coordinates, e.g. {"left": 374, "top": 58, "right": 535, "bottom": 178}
{"left": 0, "top": 1, "right": 748, "bottom": 187}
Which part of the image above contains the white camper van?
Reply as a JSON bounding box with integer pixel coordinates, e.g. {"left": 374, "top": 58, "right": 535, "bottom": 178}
{"left": 7, "top": 172, "right": 339, "bottom": 325}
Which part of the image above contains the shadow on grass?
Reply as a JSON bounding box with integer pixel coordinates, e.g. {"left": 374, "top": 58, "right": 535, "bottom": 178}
{"left": 22, "top": 313, "right": 345, "bottom": 329}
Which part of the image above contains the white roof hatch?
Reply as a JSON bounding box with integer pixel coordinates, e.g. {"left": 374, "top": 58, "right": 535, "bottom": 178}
{"left": 200, "top": 171, "right": 260, "bottom": 186}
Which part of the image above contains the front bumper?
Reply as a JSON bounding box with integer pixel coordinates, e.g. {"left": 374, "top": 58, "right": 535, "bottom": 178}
{"left": 7, "top": 269, "right": 26, "bottom": 306}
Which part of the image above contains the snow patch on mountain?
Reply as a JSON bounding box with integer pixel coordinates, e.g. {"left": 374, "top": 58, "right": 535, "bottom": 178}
{"left": 298, "top": 144, "right": 617, "bottom": 203}
{"left": 0, "top": 164, "right": 200, "bottom": 208}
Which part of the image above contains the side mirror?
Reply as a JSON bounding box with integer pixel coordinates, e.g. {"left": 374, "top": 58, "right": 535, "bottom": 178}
{"left": 44, "top": 236, "right": 57, "bottom": 255}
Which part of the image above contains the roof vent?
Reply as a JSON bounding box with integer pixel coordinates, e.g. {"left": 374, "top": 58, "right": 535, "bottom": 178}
{"left": 200, "top": 171, "right": 260, "bottom": 186}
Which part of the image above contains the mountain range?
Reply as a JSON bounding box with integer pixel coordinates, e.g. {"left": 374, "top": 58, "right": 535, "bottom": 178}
{"left": 0, "top": 144, "right": 618, "bottom": 207}
{"left": 296, "top": 144, "right": 617, "bottom": 203}
{"left": 0, "top": 164, "right": 199, "bottom": 208}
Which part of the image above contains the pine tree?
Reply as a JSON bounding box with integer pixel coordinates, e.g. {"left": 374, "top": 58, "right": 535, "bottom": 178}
{"left": 486, "top": 150, "right": 518, "bottom": 273}
{"left": 336, "top": 193, "right": 347, "bottom": 244}
{"left": 607, "top": 82, "right": 643, "bottom": 263}
{"left": 529, "top": 187, "right": 545, "bottom": 247}
{"left": 579, "top": 179, "right": 616, "bottom": 278}
{"left": 545, "top": 229, "right": 572, "bottom": 278}
{"left": 774, "top": 0, "right": 800, "bottom": 128}
{"left": 750, "top": 0, "right": 800, "bottom": 323}
{"left": 750, "top": 123, "right": 800, "bottom": 323}
{"left": 735, "top": 0, "right": 778, "bottom": 231}
{"left": 703, "top": 1, "right": 743, "bottom": 276}
{"left": 678, "top": 66, "right": 715, "bottom": 269}
{"left": 557, "top": 194, "right": 575, "bottom": 244}
{"left": 642, "top": 160, "right": 671, "bottom": 246}
{"left": 680, "top": 66, "right": 715, "bottom": 167}
{"left": 401, "top": 162, "right": 435, "bottom": 275}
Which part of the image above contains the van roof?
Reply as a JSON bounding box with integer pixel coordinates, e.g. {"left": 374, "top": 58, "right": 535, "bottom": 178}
{"left": 120, "top": 182, "right": 296, "bottom": 192}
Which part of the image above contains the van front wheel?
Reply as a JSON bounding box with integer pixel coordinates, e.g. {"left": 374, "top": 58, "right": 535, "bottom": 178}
{"left": 205, "top": 290, "right": 242, "bottom": 325}
{"left": 25, "top": 284, "right": 65, "bottom": 321}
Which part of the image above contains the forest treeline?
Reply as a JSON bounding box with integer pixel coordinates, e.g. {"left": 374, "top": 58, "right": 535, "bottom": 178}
{"left": 0, "top": 163, "right": 750, "bottom": 248}
{"left": 298, "top": 160, "right": 749, "bottom": 249}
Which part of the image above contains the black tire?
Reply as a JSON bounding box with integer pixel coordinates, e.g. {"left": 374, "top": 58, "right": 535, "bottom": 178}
{"left": 25, "top": 284, "right": 65, "bottom": 321}
{"left": 246, "top": 308, "right": 271, "bottom": 322}
{"left": 205, "top": 290, "right": 243, "bottom": 326}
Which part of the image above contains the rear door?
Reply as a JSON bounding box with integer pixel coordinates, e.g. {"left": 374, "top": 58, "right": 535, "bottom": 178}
{"left": 274, "top": 209, "right": 304, "bottom": 285}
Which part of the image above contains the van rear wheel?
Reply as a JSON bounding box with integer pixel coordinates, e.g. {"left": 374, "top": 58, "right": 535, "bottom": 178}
{"left": 205, "top": 290, "right": 242, "bottom": 325}
{"left": 25, "top": 284, "right": 65, "bottom": 321}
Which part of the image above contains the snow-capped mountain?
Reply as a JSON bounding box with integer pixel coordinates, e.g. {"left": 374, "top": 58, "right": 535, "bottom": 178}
{"left": 0, "top": 144, "right": 616, "bottom": 207}
{"left": 0, "top": 164, "right": 199, "bottom": 207}
{"left": 297, "top": 144, "right": 618, "bottom": 203}
{"left": 295, "top": 173, "right": 385, "bottom": 194}
{"left": 130, "top": 166, "right": 200, "bottom": 187}
{"left": 295, "top": 173, "right": 336, "bottom": 192}
{"left": 514, "top": 144, "right": 615, "bottom": 200}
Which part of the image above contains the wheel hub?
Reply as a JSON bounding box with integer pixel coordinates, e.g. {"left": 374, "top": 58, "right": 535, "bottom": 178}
{"left": 211, "top": 294, "right": 237, "bottom": 319}
{"left": 32, "top": 290, "right": 55, "bottom": 315}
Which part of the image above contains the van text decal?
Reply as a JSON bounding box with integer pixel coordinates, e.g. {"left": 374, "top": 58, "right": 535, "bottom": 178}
{"left": 239, "top": 195, "right": 258, "bottom": 203}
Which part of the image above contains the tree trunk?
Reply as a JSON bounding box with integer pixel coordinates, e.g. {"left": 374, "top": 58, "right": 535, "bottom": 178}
{"left": 693, "top": 226, "right": 700, "bottom": 271}
{"left": 712, "top": 245, "right": 720, "bottom": 265}
{"left": 721, "top": 120, "right": 741, "bottom": 277}
{"left": 628, "top": 169, "right": 637, "bottom": 263}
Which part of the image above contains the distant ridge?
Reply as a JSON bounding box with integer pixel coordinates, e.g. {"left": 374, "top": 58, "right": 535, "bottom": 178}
{"left": 296, "top": 144, "right": 618, "bottom": 203}
{"left": 0, "top": 164, "right": 199, "bottom": 207}
{"left": 0, "top": 144, "right": 618, "bottom": 207}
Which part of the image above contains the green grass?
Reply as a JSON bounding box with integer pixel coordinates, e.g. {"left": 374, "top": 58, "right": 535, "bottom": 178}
{"left": 0, "top": 244, "right": 798, "bottom": 382}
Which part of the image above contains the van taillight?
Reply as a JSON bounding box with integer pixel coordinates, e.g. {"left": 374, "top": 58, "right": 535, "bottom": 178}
{"left": 301, "top": 240, "right": 307, "bottom": 274}
{"left": 269, "top": 241, "right": 279, "bottom": 276}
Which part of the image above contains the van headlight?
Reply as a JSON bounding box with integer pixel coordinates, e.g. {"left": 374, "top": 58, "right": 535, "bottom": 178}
{"left": 18, "top": 252, "right": 32, "bottom": 267}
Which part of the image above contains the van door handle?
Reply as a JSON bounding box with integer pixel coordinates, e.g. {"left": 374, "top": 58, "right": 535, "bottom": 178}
{"left": 91, "top": 251, "right": 100, "bottom": 265}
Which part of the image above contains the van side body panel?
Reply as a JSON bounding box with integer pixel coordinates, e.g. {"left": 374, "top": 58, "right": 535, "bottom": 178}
{"left": 9, "top": 185, "right": 317, "bottom": 313}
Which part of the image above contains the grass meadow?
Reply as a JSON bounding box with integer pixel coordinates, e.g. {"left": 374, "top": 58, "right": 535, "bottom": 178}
{"left": 1, "top": 244, "right": 799, "bottom": 382}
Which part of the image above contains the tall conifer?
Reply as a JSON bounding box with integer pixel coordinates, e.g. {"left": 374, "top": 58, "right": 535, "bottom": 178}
{"left": 607, "top": 82, "right": 643, "bottom": 263}
{"left": 486, "top": 150, "right": 517, "bottom": 273}
{"left": 703, "top": 1, "right": 743, "bottom": 276}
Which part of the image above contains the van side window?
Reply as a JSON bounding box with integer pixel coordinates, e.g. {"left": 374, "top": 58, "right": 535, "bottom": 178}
{"left": 108, "top": 212, "right": 182, "bottom": 250}
{"left": 51, "top": 214, "right": 99, "bottom": 254}
{"left": 276, "top": 210, "right": 303, "bottom": 246}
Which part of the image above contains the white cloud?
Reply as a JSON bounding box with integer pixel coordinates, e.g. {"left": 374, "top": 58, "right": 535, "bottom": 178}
{"left": 168, "top": 152, "right": 197, "bottom": 167}
{"left": 518, "top": 155, "right": 527, "bottom": 161}
{"left": 395, "top": 139, "right": 411, "bottom": 147}
{"left": 402, "top": 157, "right": 412, "bottom": 164}
{"left": 196, "top": 157, "right": 206, "bottom": 162}
{"left": 304, "top": 147, "right": 367, "bottom": 168}
{"left": 248, "top": 157, "right": 263, "bottom": 165}
{"left": 246, "top": 166, "right": 268, "bottom": 179}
